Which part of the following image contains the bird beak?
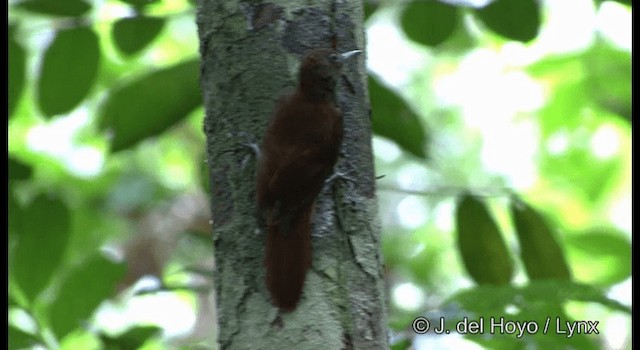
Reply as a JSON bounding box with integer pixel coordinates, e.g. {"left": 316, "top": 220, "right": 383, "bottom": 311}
{"left": 339, "top": 50, "right": 363, "bottom": 62}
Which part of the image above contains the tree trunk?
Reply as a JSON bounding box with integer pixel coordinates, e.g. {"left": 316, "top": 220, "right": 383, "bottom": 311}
{"left": 196, "top": 1, "right": 388, "bottom": 348}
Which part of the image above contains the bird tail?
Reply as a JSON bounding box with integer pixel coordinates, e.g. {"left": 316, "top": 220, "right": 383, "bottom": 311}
{"left": 264, "top": 205, "right": 313, "bottom": 312}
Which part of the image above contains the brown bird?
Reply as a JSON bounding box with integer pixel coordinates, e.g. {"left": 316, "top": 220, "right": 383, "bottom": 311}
{"left": 257, "top": 48, "right": 362, "bottom": 311}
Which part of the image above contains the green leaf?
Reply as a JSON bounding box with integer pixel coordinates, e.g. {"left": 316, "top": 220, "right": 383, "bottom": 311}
{"left": 388, "top": 308, "right": 421, "bottom": 333}
{"left": 529, "top": 51, "right": 626, "bottom": 204}
{"left": 37, "top": 27, "right": 100, "bottom": 117}
{"left": 364, "top": 1, "right": 378, "bottom": 21}
{"left": 527, "top": 55, "right": 586, "bottom": 135}
{"left": 9, "top": 25, "right": 26, "bottom": 118}
{"left": 566, "top": 228, "right": 631, "bottom": 286}
{"left": 474, "top": 0, "right": 540, "bottom": 42}
{"left": 381, "top": 232, "right": 408, "bottom": 269}
{"left": 382, "top": 231, "right": 440, "bottom": 287}
{"left": 8, "top": 192, "right": 21, "bottom": 240}
{"left": 10, "top": 195, "right": 71, "bottom": 303}
{"left": 447, "top": 280, "right": 630, "bottom": 315}
{"left": 15, "top": 0, "right": 91, "bottom": 17}
{"left": 594, "top": 0, "right": 631, "bottom": 6}
{"left": 407, "top": 245, "right": 438, "bottom": 287}
{"left": 369, "top": 75, "right": 428, "bottom": 159}
{"left": 400, "top": 0, "right": 459, "bottom": 47}
{"left": 390, "top": 338, "right": 412, "bottom": 350}
{"left": 455, "top": 194, "right": 513, "bottom": 285}
{"left": 584, "top": 40, "right": 631, "bottom": 122}
{"left": 116, "top": 0, "right": 160, "bottom": 8}
{"left": 9, "top": 325, "right": 41, "bottom": 349}
{"left": 59, "top": 329, "right": 102, "bottom": 349}
{"left": 613, "top": 0, "right": 631, "bottom": 5}
{"left": 9, "top": 157, "right": 33, "bottom": 181}
{"left": 99, "top": 59, "right": 201, "bottom": 152}
{"left": 510, "top": 197, "right": 571, "bottom": 281}
{"left": 445, "top": 281, "right": 625, "bottom": 349}
{"left": 48, "top": 254, "right": 126, "bottom": 339}
{"left": 547, "top": 136, "right": 622, "bottom": 204}
{"left": 100, "top": 326, "right": 162, "bottom": 349}
{"left": 112, "top": 16, "right": 165, "bottom": 56}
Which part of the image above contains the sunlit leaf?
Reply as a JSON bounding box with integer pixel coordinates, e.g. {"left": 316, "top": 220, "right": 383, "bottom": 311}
{"left": 545, "top": 139, "right": 622, "bottom": 204}
{"left": 112, "top": 16, "right": 165, "bottom": 56}
{"left": 527, "top": 55, "right": 586, "bottom": 135}
{"left": 474, "top": 0, "right": 540, "bottom": 42}
{"left": 16, "top": 0, "right": 91, "bottom": 17}
{"left": 528, "top": 55, "right": 625, "bottom": 204}
{"left": 566, "top": 228, "right": 631, "bottom": 286}
{"left": 9, "top": 25, "right": 26, "bottom": 118}
{"left": 48, "top": 254, "right": 126, "bottom": 338}
{"left": 510, "top": 197, "right": 571, "bottom": 281}
{"left": 10, "top": 195, "right": 71, "bottom": 303}
{"left": 98, "top": 59, "right": 201, "bottom": 152}
{"left": 369, "top": 75, "right": 428, "bottom": 159}
{"left": 38, "top": 27, "right": 100, "bottom": 117}
{"left": 400, "top": 0, "right": 459, "bottom": 47}
{"left": 455, "top": 194, "right": 513, "bottom": 285}
{"left": 58, "top": 329, "right": 102, "bottom": 349}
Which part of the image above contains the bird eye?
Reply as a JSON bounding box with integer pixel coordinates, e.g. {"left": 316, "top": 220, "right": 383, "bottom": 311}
{"left": 328, "top": 53, "right": 339, "bottom": 62}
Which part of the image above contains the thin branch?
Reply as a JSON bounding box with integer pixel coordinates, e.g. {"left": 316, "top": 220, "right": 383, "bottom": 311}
{"left": 376, "top": 184, "right": 515, "bottom": 198}
{"left": 134, "top": 283, "right": 212, "bottom": 295}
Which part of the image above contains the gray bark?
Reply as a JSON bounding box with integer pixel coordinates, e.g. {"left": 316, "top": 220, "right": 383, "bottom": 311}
{"left": 196, "top": 1, "right": 388, "bottom": 348}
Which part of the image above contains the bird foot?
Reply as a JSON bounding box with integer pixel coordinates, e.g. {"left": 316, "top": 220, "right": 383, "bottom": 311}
{"left": 325, "top": 169, "right": 357, "bottom": 188}
{"left": 236, "top": 131, "right": 261, "bottom": 159}
{"left": 221, "top": 132, "right": 261, "bottom": 169}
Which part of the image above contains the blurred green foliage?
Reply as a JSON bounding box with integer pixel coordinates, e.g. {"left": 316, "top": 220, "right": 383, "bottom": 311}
{"left": 8, "top": 0, "right": 630, "bottom": 349}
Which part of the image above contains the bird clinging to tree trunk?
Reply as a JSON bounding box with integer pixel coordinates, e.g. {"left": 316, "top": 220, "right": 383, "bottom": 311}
{"left": 256, "top": 48, "right": 362, "bottom": 311}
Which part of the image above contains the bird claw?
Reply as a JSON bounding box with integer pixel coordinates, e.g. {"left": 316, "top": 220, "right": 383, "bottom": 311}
{"left": 325, "top": 169, "right": 357, "bottom": 188}
{"left": 240, "top": 141, "right": 261, "bottom": 158}
{"left": 235, "top": 131, "right": 261, "bottom": 158}
{"left": 220, "top": 132, "right": 262, "bottom": 169}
